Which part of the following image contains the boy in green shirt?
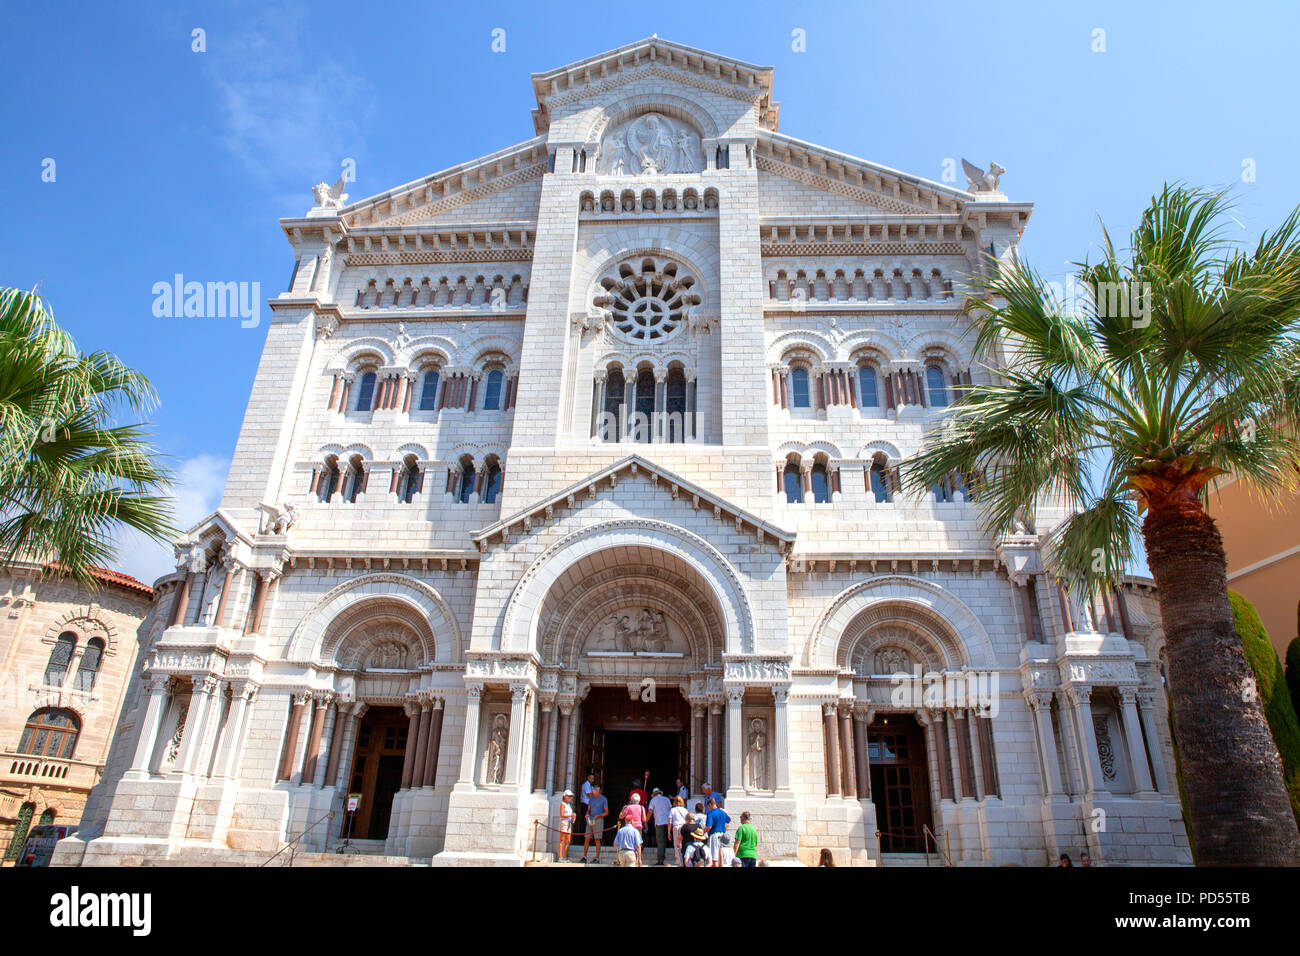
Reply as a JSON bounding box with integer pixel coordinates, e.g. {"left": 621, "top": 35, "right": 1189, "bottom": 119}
{"left": 734, "top": 810, "right": 758, "bottom": 867}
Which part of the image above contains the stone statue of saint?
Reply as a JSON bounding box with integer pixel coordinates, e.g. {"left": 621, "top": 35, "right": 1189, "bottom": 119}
{"left": 485, "top": 714, "right": 508, "bottom": 784}
{"left": 746, "top": 717, "right": 767, "bottom": 790}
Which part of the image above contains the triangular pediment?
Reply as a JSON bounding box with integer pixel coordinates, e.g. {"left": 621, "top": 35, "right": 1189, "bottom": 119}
{"left": 470, "top": 454, "right": 795, "bottom": 553}
{"left": 530, "top": 37, "right": 779, "bottom": 134}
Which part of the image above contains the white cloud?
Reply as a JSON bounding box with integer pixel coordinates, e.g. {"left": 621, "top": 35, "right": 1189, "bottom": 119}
{"left": 205, "top": 1, "right": 373, "bottom": 202}
{"left": 110, "top": 453, "right": 230, "bottom": 587}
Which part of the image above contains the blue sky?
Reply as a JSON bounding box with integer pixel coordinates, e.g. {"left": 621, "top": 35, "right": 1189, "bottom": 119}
{"left": 3, "top": 0, "right": 1297, "bottom": 583}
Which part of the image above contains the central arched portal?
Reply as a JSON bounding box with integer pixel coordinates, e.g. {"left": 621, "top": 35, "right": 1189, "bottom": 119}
{"left": 537, "top": 543, "right": 729, "bottom": 800}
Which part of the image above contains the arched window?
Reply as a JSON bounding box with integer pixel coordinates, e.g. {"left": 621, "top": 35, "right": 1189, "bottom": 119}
{"left": 666, "top": 368, "right": 687, "bottom": 443}
{"left": 3, "top": 803, "right": 34, "bottom": 862}
{"left": 858, "top": 365, "right": 880, "bottom": 407}
{"left": 343, "top": 456, "right": 365, "bottom": 503}
{"left": 418, "top": 370, "right": 440, "bottom": 411}
{"left": 320, "top": 458, "right": 341, "bottom": 502}
{"left": 870, "top": 459, "right": 892, "bottom": 503}
{"left": 811, "top": 462, "right": 831, "bottom": 503}
{"left": 43, "top": 633, "right": 76, "bottom": 687}
{"left": 482, "top": 462, "right": 503, "bottom": 504}
{"left": 634, "top": 368, "right": 655, "bottom": 442}
{"left": 790, "top": 367, "right": 811, "bottom": 408}
{"left": 397, "top": 457, "right": 421, "bottom": 503}
{"left": 482, "top": 369, "right": 504, "bottom": 411}
{"left": 18, "top": 708, "right": 80, "bottom": 759}
{"left": 74, "top": 638, "right": 105, "bottom": 692}
{"left": 458, "top": 460, "right": 476, "bottom": 504}
{"left": 926, "top": 365, "right": 948, "bottom": 408}
{"left": 355, "top": 371, "right": 377, "bottom": 411}
{"left": 783, "top": 462, "right": 802, "bottom": 503}
{"left": 603, "top": 367, "right": 626, "bottom": 442}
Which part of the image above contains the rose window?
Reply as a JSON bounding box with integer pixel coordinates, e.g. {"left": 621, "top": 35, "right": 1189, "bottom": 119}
{"left": 593, "top": 256, "right": 701, "bottom": 342}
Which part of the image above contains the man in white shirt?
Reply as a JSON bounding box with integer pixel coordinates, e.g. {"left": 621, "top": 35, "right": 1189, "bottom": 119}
{"left": 648, "top": 787, "right": 673, "bottom": 865}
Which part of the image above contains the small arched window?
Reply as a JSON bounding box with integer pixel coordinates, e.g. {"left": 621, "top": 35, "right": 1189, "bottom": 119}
{"left": 44, "top": 633, "right": 76, "bottom": 687}
{"left": 783, "top": 462, "right": 802, "bottom": 503}
{"left": 811, "top": 462, "right": 831, "bottom": 503}
{"left": 790, "top": 367, "right": 811, "bottom": 408}
{"left": 320, "top": 458, "right": 341, "bottom": 502}
{"left": 418, "top": 370, "right": 440, "bottom": 411}
{"left": 603, "top": 367, "right": 626, "bottom": 443}
{"left": 634, "top": 368, "right": 655, "bottom": 442}
{"left": 343, "top": 456, "right": 366, "bottom": 503}
{"left": 74, "top": 638, "right": 105, "bottom": 692}
{"left": 483, "top": 462, "right": 503, "bottom": 504}
{"left": 858, "top": 365, "right": 880, "bottom": 408}
{"left": 870, "top": 460, "right": 892, "bottom": 503}
{"left": 355, "top": 371, "right": 377, "bottom": 411}
{"left": 397, "top": 457, "right": 421, "bottom": 503}
{"left": 3, "top": 803, "right": 34, "bottom": 862}
{"left": 482, "top": 369, "right": 504, "bottom": 411}
{"left": 459, "top": 460, "right": 476, "bottom": 504}
{"left": 666, "top": 368, "right": 687, "bottom": 443}
{"left": 926, "top": 365, "right": 948, "bottom": 408}
{"left": 18, "top": 707, "right": 80, "bottom": 759}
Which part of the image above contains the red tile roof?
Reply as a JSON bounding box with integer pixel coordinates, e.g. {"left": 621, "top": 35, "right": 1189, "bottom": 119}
{"left": 42, "top": 563, "right": 154, "bottom": 597}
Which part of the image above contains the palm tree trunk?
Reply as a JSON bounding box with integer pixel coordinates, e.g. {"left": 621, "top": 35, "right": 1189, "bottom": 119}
{"left": 1143, "top": 498, "right": 1300, "bottom": 865}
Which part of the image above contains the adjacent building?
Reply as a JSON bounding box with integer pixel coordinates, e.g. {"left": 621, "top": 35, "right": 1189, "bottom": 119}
{"left": 60, "top": 38, "right": 1190, "bottom": 866}
{"left": 0, "top": 562, "right": 152, "bottom": 863}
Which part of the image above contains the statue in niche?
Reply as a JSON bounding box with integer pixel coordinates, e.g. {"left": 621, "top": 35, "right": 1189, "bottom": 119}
{"left": 485, "top": 714, "right": 508, "bottom": 784}
{"left": 874, "top": 647, "right": 913, "bottom": 675}
{"left": 746, "top": 717, "right": 768, "bottom": 790}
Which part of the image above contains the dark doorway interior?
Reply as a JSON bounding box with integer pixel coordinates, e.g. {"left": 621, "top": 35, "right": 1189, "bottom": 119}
{"left": 868, "top": 714, "right": 932, "bottom": 853}
{"left": 342, "top": 705, "right": 408, "bottom": 840}
{"left": 575, "top": 686, "right": 689, "bottom": 802}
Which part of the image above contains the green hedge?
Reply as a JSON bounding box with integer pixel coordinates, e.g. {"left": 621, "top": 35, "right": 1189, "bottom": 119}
{"left": 1229, "top": 591, "right": 1300, "bottom": 831}
{"left": 1287, "top": 636, "right": 1300, "bottom": 720}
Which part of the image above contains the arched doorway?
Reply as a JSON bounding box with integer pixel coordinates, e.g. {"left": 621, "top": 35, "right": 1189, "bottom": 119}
{"left": 342, "top": 706, "right": 408, "bottom": 840}
{"left": 868, "top": 713, "right": 932, "bottom": 853}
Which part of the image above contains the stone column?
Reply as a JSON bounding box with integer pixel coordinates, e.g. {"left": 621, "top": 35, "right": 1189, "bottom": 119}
{"left": 175, "top": 677, "right": 218, "bottom": 776}
{"left": 1118, "top": 688, "right": 1155, "bottom": 793}
{"left": 945, "top": 712, "right": 966, "bottom": 798}
{"left": 552, "top": 704, "right": 572, "bottom": 794}
{"left": 503, "top": 683, "right": 531, "bottom": 789}
{"left": 919, "top": 711, "right": 945, "bottom": 819}
{"left": 1068, "top": 686, "right": 1106, "bottom": 794}
{"left": 300, "top": 695, "right": 330, "bottom": 785}
{"left": 852, "top": 706, "right": 871, "bottom": 799}
{"left": 325, "top": 704, "right": 357, "bottom": 789}
{"left": 167, "top": 573, "right": 195, "bottom": 627}
{"left": 409, "top": 701, "right": 431, "bottom": 791}
{"left": 726, "top": 689, "right": 744, "bottom": 796}
{"left": 130, "top": 676, "right": 172, "bottom": 773}
{"left": 313, "top": 699, "right": 340, "bottom": 787}
{"left": 213, "top": 682, "right": 254, "bottom": 780}
{"left": 1136, "top": 691, "right": 1169, "bottom": 793}
{"left": 691, "top": 705, "right": 706, "bottom": 792}
{"left": 772, "top": 687, "right": 792, "bottom": 794}
{"left": 965, "top": 708, "right": 986, "bottom": 800}
{"left": 1017, "top": 580, "right": 1037, "bottom": 643}
{"left": 822, "top": 703, "right": 841, "bottom": 797}
{"left": 212, "top": 562, "right": 237, "bottom": 628}
{"left": 533, "top": 699, "right": 554, "bottom": 792}
{"left": 247, "top": 570, "right": 277, "bottom": 635}
{"left": 1029, "top": 692, "right": 1064, "bottom": 795}
{"left": 277, "top": 693, "right": 308, "bottom": 782}
{"left": 709, "top": 702, "right": 724, "bottom": 791}
{"left": 423, "top": 698, "right": 445, "bottom": 789}
{"left": 336, "top": 703, "right": 367, "bottom": 789}
{"left": 839, "top": 706, "right": 857, "bottom": 798}
{"left": 400, "top": 702, "right": 421, "bottom": 790}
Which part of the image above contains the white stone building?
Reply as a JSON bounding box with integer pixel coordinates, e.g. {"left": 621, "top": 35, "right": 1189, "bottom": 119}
{"left": 61, "top": 38, "right": 1190, "bottom": 867}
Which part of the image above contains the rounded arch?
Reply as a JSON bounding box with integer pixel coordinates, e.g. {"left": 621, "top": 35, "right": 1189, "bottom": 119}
{"left": 286, "top": 573, "right": 463, "bottom": 664}
{"left": 498, "top": 520, "right": 755, "bottom": 655}
{"left": 584, "top": 93, "right": 719, "bottom": 144}
{"left": 767, "top": 330, "right": 833, "bottom": 366}
{"left": 573, "top": 238, "right": 718, "bottom": 315}
{"left": 806, "top": 575, "right": 995, "bottom": 669}
{"left": 328, "top": 338, "right": 395, "bottom": 372}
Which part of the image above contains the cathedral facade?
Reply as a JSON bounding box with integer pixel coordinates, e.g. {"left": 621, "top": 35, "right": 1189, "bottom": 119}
{"left": 62, "top": 39, "right": 1190, "bottom": 866}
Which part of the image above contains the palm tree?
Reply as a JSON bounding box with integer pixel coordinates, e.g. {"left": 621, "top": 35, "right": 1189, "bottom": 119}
{"left": 903, "top": 185, "right": 1300, "bottom": 865}
{"left": 0, "top": 287, "right": 175, "bottom": 585}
